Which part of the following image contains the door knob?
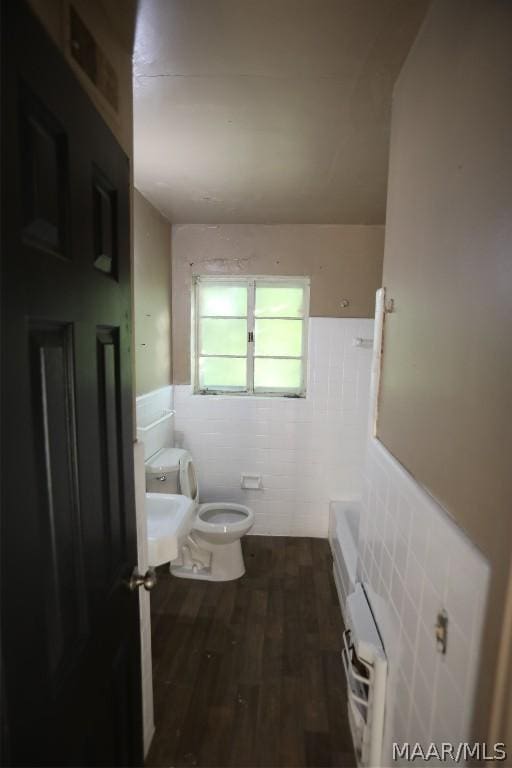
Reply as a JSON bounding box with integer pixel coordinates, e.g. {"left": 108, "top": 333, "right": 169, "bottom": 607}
{"left": 126, "top": 566, "right": 157, "bottom": 592}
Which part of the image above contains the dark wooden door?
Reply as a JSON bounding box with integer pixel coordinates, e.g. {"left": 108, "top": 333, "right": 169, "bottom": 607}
{"left": 1, "top": 3, "right": 143, "bottom": 765}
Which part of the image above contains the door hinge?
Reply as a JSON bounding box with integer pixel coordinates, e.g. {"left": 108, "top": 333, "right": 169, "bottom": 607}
{"left": 248, "top": 331, "right": 254, "bottom": 343}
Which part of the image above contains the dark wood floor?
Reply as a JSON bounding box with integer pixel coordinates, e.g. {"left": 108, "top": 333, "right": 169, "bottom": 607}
{"left": 146, "top": 536, "right": 356, "bottom": 768}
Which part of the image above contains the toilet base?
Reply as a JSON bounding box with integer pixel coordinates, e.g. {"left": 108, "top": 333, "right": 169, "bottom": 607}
{"left": 170, "top": 538, "right": 246, "bottom": 582}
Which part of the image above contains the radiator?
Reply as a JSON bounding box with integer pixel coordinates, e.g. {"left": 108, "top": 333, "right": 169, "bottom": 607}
{"left": 342, "top": 583, "right": 387, "bottom": 767}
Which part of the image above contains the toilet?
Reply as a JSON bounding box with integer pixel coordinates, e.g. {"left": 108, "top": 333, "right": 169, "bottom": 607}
{"left": 145, "top": 447, "right": 254, "bottom": 581}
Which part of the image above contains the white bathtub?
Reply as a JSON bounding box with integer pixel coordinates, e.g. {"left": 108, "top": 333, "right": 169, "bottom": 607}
{"left": 329, "top": 500, "right": 360, "bottom": 624}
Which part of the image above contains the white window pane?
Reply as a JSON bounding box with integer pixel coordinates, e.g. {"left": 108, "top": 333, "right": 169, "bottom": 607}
{"left": 254, "top": 358, "right": 302, "bottom": 390}
{"left": 199, "top": 284, "right": 247, "bottom": 316}
{"left": 199, "top": 357, "right": 246, "bottom": 388}
{"left": 200, "top": 318, "right": 247, "bottom": 356}
{"left": 254, "top": 319, "right": 302, "bottom": 357}
{"left": 255, "top": 285, "right": 304, "bottom": 317}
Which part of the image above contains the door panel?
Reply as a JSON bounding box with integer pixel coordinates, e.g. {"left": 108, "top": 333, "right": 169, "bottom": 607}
{"left": 93, "top": 169, "right": 118, "bottom": 276}
{"left": 20, "top": 86, "right": 70, "bottom": 259}
{"left": 1, "top": 3, "right": 142, "bottom": 765}
{"left": 97, "top": 328, "right": 125, "bottom": 579}
{"left": 28, "top": 322, "right": 89, "bottom": 686}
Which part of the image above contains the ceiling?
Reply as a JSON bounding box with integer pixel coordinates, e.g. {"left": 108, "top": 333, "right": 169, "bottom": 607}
{"left": 133, "top": 0, "right": 429, "bottom": 224}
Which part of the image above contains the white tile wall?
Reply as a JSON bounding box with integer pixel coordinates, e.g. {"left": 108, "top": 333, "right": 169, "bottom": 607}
{"left": 358, "top": 291, "right": 490, "bottom": 763}
{"left": 133, "top": 440, "right": 155, "bottom": 756}
{"left": 173, "top": 318, "right": 374, "bottom": 537}
{"left": 359, "top": 441, "right": 489, "bottom": 762}
{"left": 136, "top": 385, "right": 174, "bottom": 460}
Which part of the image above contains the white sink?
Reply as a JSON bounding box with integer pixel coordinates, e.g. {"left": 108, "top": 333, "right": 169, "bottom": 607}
{"left": 145, "top": 493, "right": 196, "bottom": 566}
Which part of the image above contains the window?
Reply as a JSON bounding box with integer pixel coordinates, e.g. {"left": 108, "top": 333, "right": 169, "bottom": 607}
{"left": 192, "top": 276, "right": 310, "bottom": 396}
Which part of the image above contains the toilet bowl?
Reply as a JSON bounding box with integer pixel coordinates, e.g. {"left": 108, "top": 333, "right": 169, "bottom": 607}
{"left": 145, "top": 448, "right": 254, "bottom": 581}
{"left": 194, "top": 503, "right": 254, "bottom": 544}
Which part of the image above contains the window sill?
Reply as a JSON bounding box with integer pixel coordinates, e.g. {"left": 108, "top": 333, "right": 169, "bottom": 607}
{"left": 192, "top": 391, "right": 307, "bottom": 400}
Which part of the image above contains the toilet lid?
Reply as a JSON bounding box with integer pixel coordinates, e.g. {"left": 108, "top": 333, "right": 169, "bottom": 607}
{"left": 179, "top": 454, "right": 199, "bottom": 503}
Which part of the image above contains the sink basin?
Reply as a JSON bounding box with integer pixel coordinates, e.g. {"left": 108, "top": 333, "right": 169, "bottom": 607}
{"left": 145, "top": 493, "right": 196, "bottom": 566}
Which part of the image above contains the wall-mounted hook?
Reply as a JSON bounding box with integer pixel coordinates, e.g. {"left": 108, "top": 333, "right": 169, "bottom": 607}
{"left": 339, "top": 299, "right": 350, "bottom": 309}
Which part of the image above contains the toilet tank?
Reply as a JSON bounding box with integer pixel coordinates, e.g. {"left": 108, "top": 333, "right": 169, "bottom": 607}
{"left": 145, "top": 447, "right": 184, "bottom": 493}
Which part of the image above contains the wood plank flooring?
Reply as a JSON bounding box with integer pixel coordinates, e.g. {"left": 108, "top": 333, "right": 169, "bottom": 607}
{"left": 146, "top": 536, "right": 356, "bottom": 768}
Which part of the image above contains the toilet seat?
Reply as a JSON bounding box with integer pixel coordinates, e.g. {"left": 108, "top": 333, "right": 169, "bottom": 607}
{"left": 194, "top": 502, "right": 254, "bottom": 535}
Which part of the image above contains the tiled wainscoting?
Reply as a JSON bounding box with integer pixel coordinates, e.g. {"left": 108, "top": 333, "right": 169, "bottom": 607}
{"left": 173, "top": 318, "right": 374, "bottom": 537}
{"left": 136, "top": 385, "right": 174, "bottom": 460}
{"left": 359, "top": 442, "right": 489, "bottom": 762}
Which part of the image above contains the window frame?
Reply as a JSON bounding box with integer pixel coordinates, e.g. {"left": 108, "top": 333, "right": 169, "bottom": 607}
{"left": 192, "top": 274, "right": 310, "bottom": 397}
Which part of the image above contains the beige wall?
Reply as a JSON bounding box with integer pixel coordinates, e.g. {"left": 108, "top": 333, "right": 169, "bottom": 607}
{"left": 134, "top": 190, "right": 172, "bottom": 396}
{"left": 172, "top": 223, "right": 384, "bottom": 383}
{"left": 377, "top": 0, "right": 512, "bottom": 742}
